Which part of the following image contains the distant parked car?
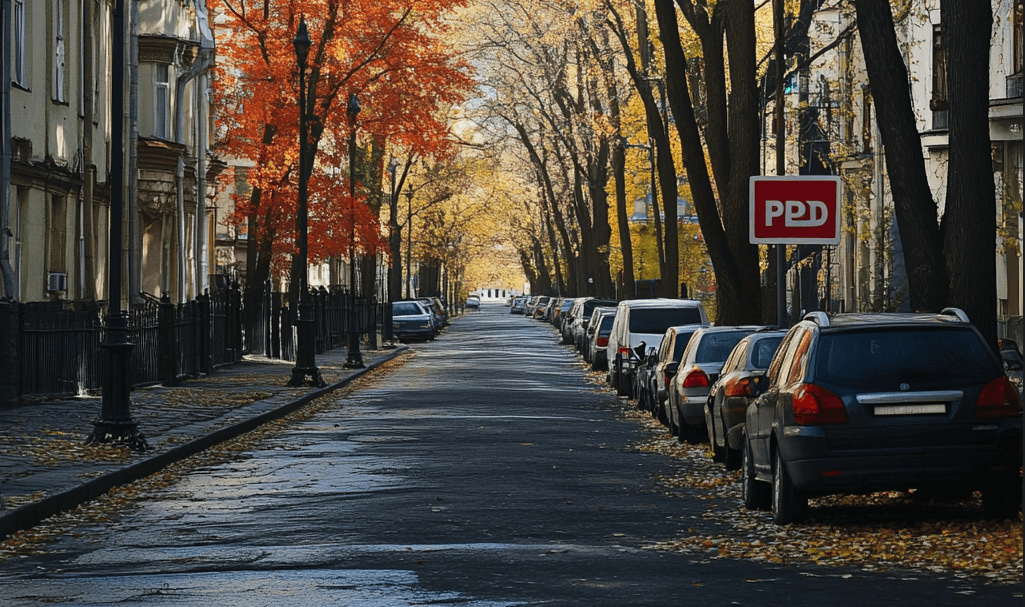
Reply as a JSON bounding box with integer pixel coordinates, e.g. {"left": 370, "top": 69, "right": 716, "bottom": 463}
{"left": 391, "top": 300, "right": 435, "bottom": 341}
{"left": 465, "top": 295, "right": 481, "bottom": 309}
{"left": 743, "top": 309, "right": 1022, "bottom": 524}
{"left": 998, "top": 339, "right": 1023, "bottom": 398}
{"left": 647, "top": 325, "right": 705, "bottom": 425}
{"left": 569, "top": 298, "right": 619, "bottom": 350}
{"left": 704, "top": 329, "right": 786, "bottom": 470}
{"left": 668, "top": 325, "right": 766, "bottom": 443}
{"left": 607, "top": 299, "right": 707, "bottom": 398}
{"left": 510, "top": 297, "right": 527, "bottom": 314}
{"left": 583, "top": 307, "right": 618, "bottom": 370}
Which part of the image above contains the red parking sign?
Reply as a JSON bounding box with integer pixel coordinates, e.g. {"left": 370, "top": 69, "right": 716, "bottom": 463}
{"left": 749, "top": 176, "right": 841, "bottom": 245}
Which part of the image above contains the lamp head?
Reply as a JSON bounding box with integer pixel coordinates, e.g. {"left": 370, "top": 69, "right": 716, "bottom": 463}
{"left": 347, "top": 93, "right": 361, "bottom": 126}
{"left": 293, "top": 17, "right": 311, "bottom": 68}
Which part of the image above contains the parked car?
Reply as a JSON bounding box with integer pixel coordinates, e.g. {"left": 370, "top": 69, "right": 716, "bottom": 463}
{"left": 583, "top": 307, "right": 618, "bottom": 370}
{"left": 607, "top": 299, "right": 708, "bottom": 398}
{"left": 647, "top": 325, "right": 705, "bottom": 424}
{"left": 391, "top": 300, "right": 436, "bottom": 341}
{"left": 510, "top": 297, "right": 527, "bottom": 314}
{"left": 465, "top": 295, "right": 481, "bottom": 309}
{"left": 552, "top": 298, "right": 576, "bottom": 327}
{"left": 524, "top": 296, "right": 540, "bottom": 317}
{"left": 998, "top": 339, "right": 1023, "bottom": 397}
{"left": 668, "top": 325, "right": 766, "bottom": 443}
{"left": 743, "top": 309, "right": 1023, "bottom": 524}
{"left": 418, "top": 297, "right": 447, "bottom": 329}
{"left": 704, "top": 329, "right": 786, "bottom": 470}
{"left": 569, "top": 298, "right": 619, "bottom": 350}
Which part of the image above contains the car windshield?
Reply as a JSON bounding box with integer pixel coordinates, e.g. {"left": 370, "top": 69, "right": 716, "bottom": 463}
{"left": 582, "top": 299, "right": 617, "bottom": 317}
{"left": 815, "top": 327, "right": 1000, "bottom": 387}
{"left": 672, "top": 330, "right": 699, "bottom": 362}
{"left": 393, "top": 302, "right": 423, "bottom": 316}
{"left": 694, "top": 330, "right": 752, "bottom": 363}
{"left": 751, "top": 336, "right": 784, "bottom": 368}
{"left": 629, "top": 307, "right": 703, "bottom": 334}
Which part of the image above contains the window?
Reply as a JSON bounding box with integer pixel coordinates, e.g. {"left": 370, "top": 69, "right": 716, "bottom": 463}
{"left": 1014, "top": 1, "right": 1023, "bottom": 75}
{"left": 155, "top": 64, "right": 169, "bottom": 139}
{"left": 53, "top": 0, "right": 65, "bottom": 102}
{"left": 931, "top": 24, "right": 948, "bottom": 111}
{"left": 13, "top": 0, "right": 25, "bottom": 87}
{"left": 49, "top": 194, "right": 67, "bottom": 274}
{"left": 860, "top": 86, "right": 872, "bottom": 152}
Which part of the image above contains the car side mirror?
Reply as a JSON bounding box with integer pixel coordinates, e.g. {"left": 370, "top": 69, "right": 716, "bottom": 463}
{"left": 633, "top": 341, "right": 646, "bottom": 358}
{"left": 665, "top": 362, "right": 679, "bottom": 376}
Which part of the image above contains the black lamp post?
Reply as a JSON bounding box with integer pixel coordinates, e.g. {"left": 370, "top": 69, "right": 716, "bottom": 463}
{"left": 405, "top": 184, "right": 414, "bottom": 298}
{"left": 87, "top": 0, "right": 146, "bottom": 450}
{"left": 344, "top": 93, "right": 365, "bottom": 369}
{"left": 288, "top": 16, "right": 324, "bottom": 387}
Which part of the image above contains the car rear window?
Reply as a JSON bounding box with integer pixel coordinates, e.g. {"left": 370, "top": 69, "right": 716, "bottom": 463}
{"left": 751, "top": 336, "right": 784, "bottom": 368}
{"left": 694, "top": 330, "right": 751, "bottom": 363}
{"left": 393, "top": 302, "right": 422, "bottom": 316}
{"left": 598, "top": 314, "right": 615, "bottom": 336}
{"left": 672, "top": 330, "right": 699, "bottom": 362}
{"left": 629, "top": 307, "right": 703, "bottom": 334}
{"left": 815, "top": 327, "right": 1000, "bottom": 387}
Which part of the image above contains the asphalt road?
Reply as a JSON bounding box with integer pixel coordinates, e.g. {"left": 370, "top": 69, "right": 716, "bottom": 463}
{"left": 0, "top": 304, "right": 1018, "bottom": 606}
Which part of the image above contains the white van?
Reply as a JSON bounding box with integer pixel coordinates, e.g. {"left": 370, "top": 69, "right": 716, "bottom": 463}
{"left": 606, "top": 299, "right": 708, "bottom": 397}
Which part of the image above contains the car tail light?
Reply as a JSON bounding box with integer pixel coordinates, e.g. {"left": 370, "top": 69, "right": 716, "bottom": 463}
{"left": 681, "top": 368, "right": 708, "bottom": 388}
{"left": 975, "top": 376, "right": 1022, "bottom": 419}
{"left": 724, "top": 377, "right": 752, "bottom": 397}
{"left": 618, "top": 347, "right": 632, "bottom": 355}
{"left": 792, "top": 383, "right": 848, "bottom": 425}
{"left": 596, "top": 336, "right": 608, "bottom": 347}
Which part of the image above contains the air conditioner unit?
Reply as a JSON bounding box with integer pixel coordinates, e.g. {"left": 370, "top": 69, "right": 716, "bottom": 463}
{"left": 47, "top": 272, "right": 67, "bottom": 292}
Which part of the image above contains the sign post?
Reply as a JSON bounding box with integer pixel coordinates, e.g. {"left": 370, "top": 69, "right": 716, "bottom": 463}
{"left": 750, "top": 176, "right": 842, "bottom": 326}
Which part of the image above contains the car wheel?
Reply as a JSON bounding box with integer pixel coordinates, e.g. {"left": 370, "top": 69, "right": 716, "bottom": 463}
{"left": 616, "top": 367, "right": 631, "bottom": 397}
{"left": 982, "top": 474, "right": 1022, "bottom": 521}
{"left": 722, "top": 413, "right": 742, "bottom": 471}
{"left": 742, "top": 439, "right": 770, "bottom": 511}
{"left": 677, "top": 419, "right": 703, "bottom": 445}
{"left": 657, "top": 399, "right": 669, "bottom": 426}
{"left": 772, "top": 451, "right": 807, "bottom": 525}
{"left": 704, "top": 404, "right": 724, "bottom": 462}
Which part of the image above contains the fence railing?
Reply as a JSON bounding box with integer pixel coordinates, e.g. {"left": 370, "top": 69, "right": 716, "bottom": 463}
{"left": 0, "top": 283, "right": 384, "bottom": 406}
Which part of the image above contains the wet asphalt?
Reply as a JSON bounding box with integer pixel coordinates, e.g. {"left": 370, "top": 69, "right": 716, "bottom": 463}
{"left": 0, "top": 304, "right": 1018, "bottom": 606}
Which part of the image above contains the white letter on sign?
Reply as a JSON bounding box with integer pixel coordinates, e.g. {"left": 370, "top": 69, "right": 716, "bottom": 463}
{"left": 765, "top": 200, "right": 784, "bottom": 226}
{"left": 787, "top": 200, "right": 828, "bottom": 227}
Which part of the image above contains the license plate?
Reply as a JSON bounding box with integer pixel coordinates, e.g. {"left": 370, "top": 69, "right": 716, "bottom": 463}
{"left": 874, "top": 404, "right": 947, "bottom": 416}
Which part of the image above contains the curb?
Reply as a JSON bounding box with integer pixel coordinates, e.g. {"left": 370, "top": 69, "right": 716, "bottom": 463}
{"left": 0, "top": 345, "right": 409, "bottom": 541}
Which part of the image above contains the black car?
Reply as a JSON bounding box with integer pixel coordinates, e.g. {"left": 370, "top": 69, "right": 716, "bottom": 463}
{"left": 742, "top": 309, "right": 1023, "bottom": 524}
{"left": 704, "top": 330, "right": 785, "bottom": 470}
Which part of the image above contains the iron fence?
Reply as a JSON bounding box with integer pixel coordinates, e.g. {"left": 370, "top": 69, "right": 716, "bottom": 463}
{"left": 3, "top": 283, "right": 383, "bottom": 405}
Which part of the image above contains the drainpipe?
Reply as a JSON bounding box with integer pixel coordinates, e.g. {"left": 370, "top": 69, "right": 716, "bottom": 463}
{"left": 128, "top": 0, "right": 141, "bottom": 303}
{"left": 0, "top": 0, "right": 14, "bottom": 299}
{"left": 175, "top": 6, "right": 214, "bottom": 301}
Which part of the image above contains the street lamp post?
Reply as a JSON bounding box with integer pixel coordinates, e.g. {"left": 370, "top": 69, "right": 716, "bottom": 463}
{"left": 87, "top": 0, "right": 146, "bottom": 450}
{"left": 382, "top": 159, "right": 400, "bottom": 346}
{"left": 405, "top": 184, "right": 413, "bottom": 298}
{"left": 288, "top": 17, "right": 324, "bottom": 387}
{"left": 344, "top": 93, "right": 365, "bottom": 369}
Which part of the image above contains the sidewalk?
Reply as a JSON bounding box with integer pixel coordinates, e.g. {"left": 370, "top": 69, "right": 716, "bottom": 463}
{"left": 0, "top": 344, "right": 408, "bottom": 540}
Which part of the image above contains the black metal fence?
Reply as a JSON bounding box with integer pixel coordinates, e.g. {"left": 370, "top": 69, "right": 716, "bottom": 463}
{"left": 0, "top": 283, "right": 383, "bottom": 406}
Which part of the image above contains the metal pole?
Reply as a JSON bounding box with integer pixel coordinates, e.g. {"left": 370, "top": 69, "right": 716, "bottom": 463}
{"left": 289, "top": 17, "right": 323, "bottom": 386}
{"left": 406, "top": 185, "right": 413, "bottom": 299}
{"left": 774, "top": 0, "right": 787, "bottom": 328}
{"left": 344, "top": 94, "right": 364, "bottom": 368}
{"left": 88, "top": 0, "right": 146, "bottom": 449}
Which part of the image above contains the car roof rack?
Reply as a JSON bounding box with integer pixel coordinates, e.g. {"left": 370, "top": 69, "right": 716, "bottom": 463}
{"left": 803, "top": 311, "right": 830, "bottom": 327}
{"left": 939, "top": 307, "right": 970, "bottom": 323}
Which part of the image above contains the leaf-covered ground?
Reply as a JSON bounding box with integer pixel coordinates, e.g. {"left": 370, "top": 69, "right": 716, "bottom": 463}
{"left": 607, "top": 386, "right": 1023, "bottom": 586}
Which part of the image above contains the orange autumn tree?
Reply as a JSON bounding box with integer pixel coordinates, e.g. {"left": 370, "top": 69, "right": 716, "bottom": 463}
{"left": 213, "top": 0, "right": 473, "bottom": 303}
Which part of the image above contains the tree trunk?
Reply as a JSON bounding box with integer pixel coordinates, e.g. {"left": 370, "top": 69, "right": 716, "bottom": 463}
{"left": 854, "top": 0, "right": 946, "bottom": 312}
{"left": 940, "top": 0, "right": 997, "bottom": 350}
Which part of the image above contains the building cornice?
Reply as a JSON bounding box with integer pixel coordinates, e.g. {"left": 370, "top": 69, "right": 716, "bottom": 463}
{"left": 138, "top": 34, "right": 199, "bottom": 66}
